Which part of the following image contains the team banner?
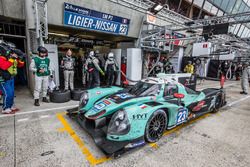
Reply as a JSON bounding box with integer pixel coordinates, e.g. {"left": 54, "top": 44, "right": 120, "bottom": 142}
{"left": 63, "top": 3, "right": 130, "bottom": 36}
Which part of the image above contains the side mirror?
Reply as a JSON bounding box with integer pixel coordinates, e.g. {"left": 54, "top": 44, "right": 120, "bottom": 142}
{"left": 174, "top": 93, "right": 185, "bottom": 99}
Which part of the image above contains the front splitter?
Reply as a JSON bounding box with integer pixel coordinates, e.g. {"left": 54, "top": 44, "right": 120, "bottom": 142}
{"left": 75, "top": 113, "right": 143, "bottom": 156}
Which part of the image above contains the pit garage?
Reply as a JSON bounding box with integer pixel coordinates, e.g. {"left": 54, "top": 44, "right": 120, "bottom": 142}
{"left": 1, "top": 0, "right": 250, "bottom": 167}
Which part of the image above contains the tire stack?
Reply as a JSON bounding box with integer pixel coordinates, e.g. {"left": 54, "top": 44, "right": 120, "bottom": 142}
{"left": 71, "top": 89, "right": 85, "bottom": 101}
{"left": 49, "top": 89, "right": 85, "bottom": 103}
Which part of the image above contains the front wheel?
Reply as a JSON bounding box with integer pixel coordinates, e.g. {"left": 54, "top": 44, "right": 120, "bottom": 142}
{"left": 145, "top": 110, "right": 167, "bottom": 143}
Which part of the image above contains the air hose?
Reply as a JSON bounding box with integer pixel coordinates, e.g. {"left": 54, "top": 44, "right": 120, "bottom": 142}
{"left": 116, "top": 50, "right": 162, "bottom": 83}
{"left": 225, "top": 62, "right": 232, "bottom": 80}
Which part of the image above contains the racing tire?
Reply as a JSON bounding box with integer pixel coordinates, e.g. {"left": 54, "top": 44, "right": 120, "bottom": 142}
{"left": 145, "top": 109, "right": 167, "bottom": 143}
{"left": 49, "top": 90, "right": 71, "bottom": 103}
{"left": 211, "top": 93, "right": 223, "bottom": 113}
{"left": 71, "top": 89, "right": 85, "bottom": 101}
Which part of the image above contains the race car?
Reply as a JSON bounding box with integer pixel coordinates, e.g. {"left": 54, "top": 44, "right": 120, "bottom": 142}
{"left": 67, "top": 75, "right": 226, "bottom": 156}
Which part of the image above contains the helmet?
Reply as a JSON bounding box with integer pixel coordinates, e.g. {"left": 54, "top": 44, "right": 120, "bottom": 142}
{"left": 108, "top": 52, "right": 114, "bottom": 60}
{"left": 37, "top": 46, "right": 48, "bottom": 54}
{"left": 89, "top": 51, "right": 95, "bottom": 58}
{"left": 95, "top": 50, "right": 100, "bottom": 54}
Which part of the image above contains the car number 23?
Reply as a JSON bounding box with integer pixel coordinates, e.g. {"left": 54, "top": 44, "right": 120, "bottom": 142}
{"left": 176, "top": 108, "right": 188, "bottom": 124}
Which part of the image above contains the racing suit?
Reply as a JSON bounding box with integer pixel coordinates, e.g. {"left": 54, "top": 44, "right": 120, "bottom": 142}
{"left": 61, "top": 55, "right": 75, "bottom": 90}
{"left": 86, "top": 57, "right": 104, "bottom": 88}
{"left": 105, "top": 58, "right": 118, "bottom": 86}
{"left": 241, "top": 66, "right": 250, "bottom": 93}
{"left": 30, "top": 56, "right": 52, "bottom": 99}
{"left": 163, "top": 60, "right": 173, "bottom": 74}
{"left": 0, "top": 55, "right": 24, "bottom": 110}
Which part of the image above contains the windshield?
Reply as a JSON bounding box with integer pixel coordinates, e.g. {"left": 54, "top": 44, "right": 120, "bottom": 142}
{"left": 127, "top": 81, "right": 161, "bottom": 96}
{"left": 164, "top": 83, "right": 178, "bottom": 97}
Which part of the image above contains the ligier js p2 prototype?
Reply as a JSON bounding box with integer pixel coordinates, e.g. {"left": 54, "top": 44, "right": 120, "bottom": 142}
{"left": 67, "top": 76, "right": 226, "bottom": 157}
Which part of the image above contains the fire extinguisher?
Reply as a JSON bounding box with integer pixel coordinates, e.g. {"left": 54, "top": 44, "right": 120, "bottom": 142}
{"left": 220, "top": 74, "right": 225, "bottom": 89}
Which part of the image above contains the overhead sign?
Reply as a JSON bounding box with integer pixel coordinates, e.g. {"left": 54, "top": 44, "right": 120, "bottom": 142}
{"left": 63, "top": 3, "right": 130, "bottom": 36}
{"left": 165, "top": 32, "right": 186, "bottom": 46}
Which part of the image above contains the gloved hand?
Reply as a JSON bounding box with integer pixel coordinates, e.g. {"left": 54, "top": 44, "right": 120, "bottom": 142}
{"left": 100, "top": 71, "right": 105, "bottom": 76}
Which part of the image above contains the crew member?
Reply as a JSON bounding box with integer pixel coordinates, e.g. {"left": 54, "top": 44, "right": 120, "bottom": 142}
{"left": 163, "top": 57, "right": 173, "bottom": 74}
{"left": 86, "top": 51, "right": 105, "bottom": 88}
{"left": 184, "top": 61, "right": 194, "bottom": 74}
{"left": 240, "top": 62, "right": 250, "bottom": 95}
{"left": 30, "top": 46, "right": 52, "bottom": 106}
{"left": 105, "top": 52, "right": 118, "bottom": 86}
{"left": 0, "top": 47, "right": 24, "bottom": 114}
{"left": 61, "top": 49, "right": 75, "bottom": 91}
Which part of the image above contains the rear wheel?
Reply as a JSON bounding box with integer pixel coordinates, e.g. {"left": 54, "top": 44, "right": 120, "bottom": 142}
{"left": 212, "top": 93, "right": 222, "bottom": 113}
{"left": 145, "top": 110, "right": 167, "bottom": 143}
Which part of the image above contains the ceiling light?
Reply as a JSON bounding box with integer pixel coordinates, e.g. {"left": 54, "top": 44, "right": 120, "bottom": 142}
{"left": 154, "top": 4, "right": 163, "bottom": 11}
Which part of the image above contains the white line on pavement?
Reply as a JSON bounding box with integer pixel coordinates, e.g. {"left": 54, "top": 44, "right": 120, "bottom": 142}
{"left": 39, "top": 115, "right": 50, "bottom": 119}
{"left": 0, "top": 105, "right": 78, "bottom": 119}
{"left": 227, "top": 95, "right": 250, "bottom": 107}
{"left": 17, "top": 118, "right": 29, "bottom": 122}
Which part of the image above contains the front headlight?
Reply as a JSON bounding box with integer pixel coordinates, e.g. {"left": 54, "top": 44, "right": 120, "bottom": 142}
{"left": 79, "top": 91, "right": 89, "bottom": 109}
{"left": 108, "top": 110, "right": 130, "bottom": 135}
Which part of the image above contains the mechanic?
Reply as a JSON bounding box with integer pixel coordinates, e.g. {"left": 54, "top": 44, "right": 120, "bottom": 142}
{"left": 240, "top": 62, "right": 250, "bottom": 95}
{"left": 30, "top": 46, "right": 52, "bottom": 106}
{"left": 105, "top": 52, "right": 118, "bottom": 86}
{"left": 61, "top": 49, "right": 75, "bottom": 91}
{"left": 81, "top": 52, "right": 88, "bottom": 87}
{"left": 0, "top": 46, "right": 24, "bottom": 114}
{"left": 155, "top": 57, "right": 164, "bottom": 74}
{"left": 163, "top": 57, "right": 174, "bottom": 74}
{"left": 86, "top": 51, "right": 105, "bottom": 88}
{"left": 184, "top": 61, "right": 194, "bottom": 74}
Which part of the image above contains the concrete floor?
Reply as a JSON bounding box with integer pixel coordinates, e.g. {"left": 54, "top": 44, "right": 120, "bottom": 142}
{"left": 0, "top": 80, "right": 249, "bottom": 167}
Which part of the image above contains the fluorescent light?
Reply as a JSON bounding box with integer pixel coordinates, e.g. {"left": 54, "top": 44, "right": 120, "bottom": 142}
{"left": 48, "top": 32, "right": 69, "bottom": 37}
{"left": 154, "top": 4, "right": 163, "bottom": 11}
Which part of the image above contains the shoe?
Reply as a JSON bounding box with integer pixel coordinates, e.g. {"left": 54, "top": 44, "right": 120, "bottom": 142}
{"left": 11, "top": 107, "right": 20, "bottom": 112}
{"left": 2, "top": 108, "right": 14, "bottom": 114}
{"left": 34, "top": 99, "right": 40, "bottom": 106}
{"left": 240, "top": 91, "right": 248, "bottom": 95}
{"left": 42, "top": 97, "right": 49, "bottom": 103}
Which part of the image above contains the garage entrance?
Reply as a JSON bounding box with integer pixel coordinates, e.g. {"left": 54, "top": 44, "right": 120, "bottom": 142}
{"left": 46, "top": 25, "right": 136, "bottom": 89}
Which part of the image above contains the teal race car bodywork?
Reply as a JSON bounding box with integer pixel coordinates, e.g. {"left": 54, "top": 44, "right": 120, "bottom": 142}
{"left": 69, "top": 77, "right": 226, "bottom": 156}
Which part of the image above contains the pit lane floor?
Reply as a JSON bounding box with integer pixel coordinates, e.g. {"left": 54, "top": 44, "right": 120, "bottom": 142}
{"left": 0, "top": 81, "right": 249, "bottom": 167}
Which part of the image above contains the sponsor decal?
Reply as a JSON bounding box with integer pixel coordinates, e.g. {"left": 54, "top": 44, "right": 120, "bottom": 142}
{"left": 176, "top": 108, "right": 188, "bottom": 124}
{"left": 138, "top": 104, "right": 147, "bottom": 109}
{"left": 93, "top": 100, "right": 111, "bottom": 111}
{"left": 115, "top": 93, "right": 131, "bottom": 99}
{"left": 193, "top": 100, "right": 207, "bottom": 112}
{"left": 132, "top": 113, "right": 147, "bottom": 120}
{"left": 103, "top": 100, "right": 111, "bottom": 105}
{"left": 94, "top": 102, "right": 106, "bottom": 110}
{"left": 96, "top": 91, "right": 101, "bottom": 95}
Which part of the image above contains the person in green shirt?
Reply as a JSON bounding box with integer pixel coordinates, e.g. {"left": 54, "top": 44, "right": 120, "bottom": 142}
{"left": 29, "top": 46, "right": 52, "bottom": 106}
